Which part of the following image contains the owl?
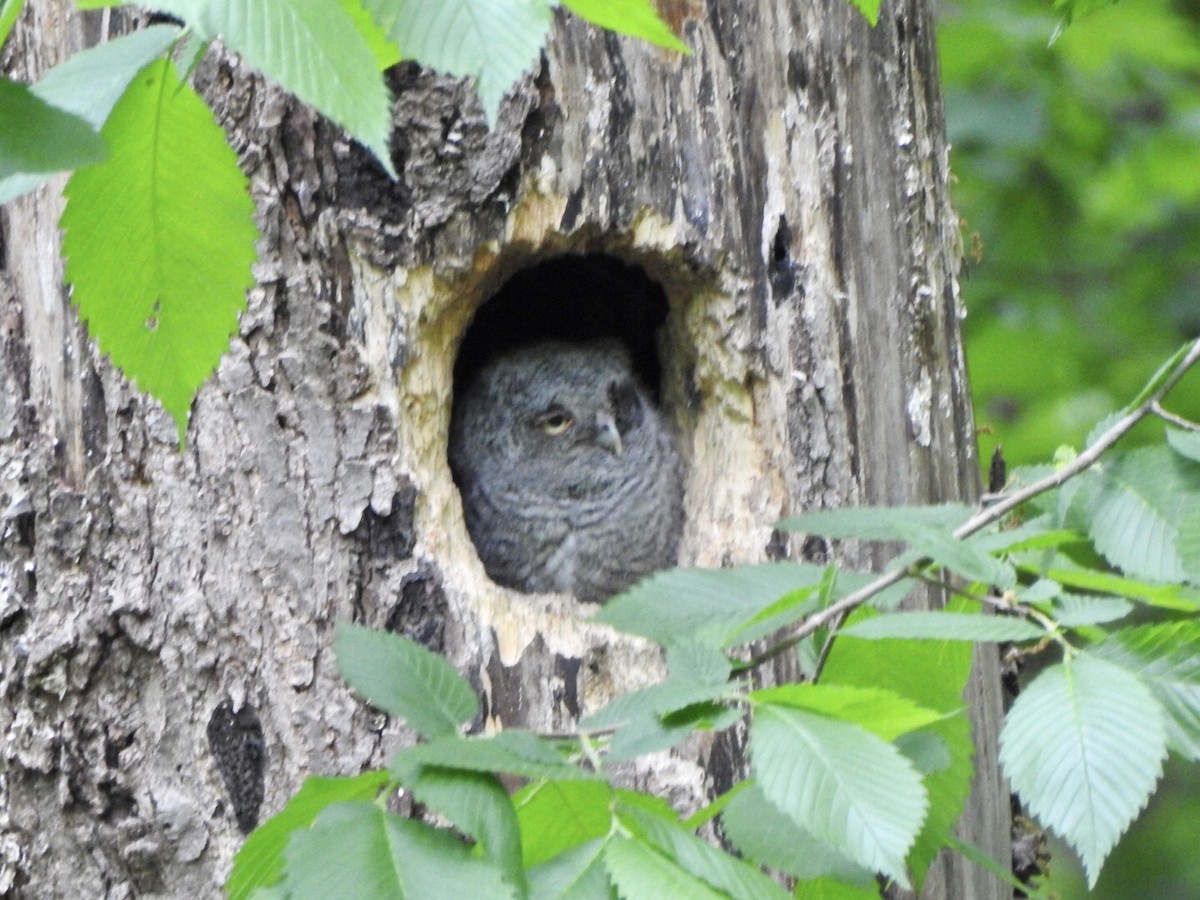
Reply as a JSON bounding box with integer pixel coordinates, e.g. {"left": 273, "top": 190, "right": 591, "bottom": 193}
{"left": 449, "top": 340, "right": 683, "bottom": 603}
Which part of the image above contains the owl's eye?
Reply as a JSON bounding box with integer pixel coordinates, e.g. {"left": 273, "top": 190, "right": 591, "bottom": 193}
{"left": 536, "top": 411, "right": 574, "bottom": 435}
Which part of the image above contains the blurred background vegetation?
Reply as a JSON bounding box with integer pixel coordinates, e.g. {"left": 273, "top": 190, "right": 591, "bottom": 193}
{"left": 938, "top": 0, "right": 1200, "bottom": 895}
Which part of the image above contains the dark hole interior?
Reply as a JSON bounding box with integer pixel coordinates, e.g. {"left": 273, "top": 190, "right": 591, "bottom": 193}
{"left": 453, "top": 254, "right": 671, "bottom": 401}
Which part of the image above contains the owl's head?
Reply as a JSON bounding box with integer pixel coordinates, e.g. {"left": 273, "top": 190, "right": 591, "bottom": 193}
{"left": 451, "top": 340, "right": 656, "bottom": 481}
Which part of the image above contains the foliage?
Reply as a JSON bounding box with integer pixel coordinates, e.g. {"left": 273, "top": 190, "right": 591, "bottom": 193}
{"left": 0, "top": 0, "right": 685, "bottom": 441}
{"left": 940, "top": 0, "right": 1200, "bottom": 466}
{"left": 229, "top": 347, "right": 1200, "bottom": 897}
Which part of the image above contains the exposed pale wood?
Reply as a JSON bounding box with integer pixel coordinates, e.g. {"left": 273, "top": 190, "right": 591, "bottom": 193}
{"left": 0, "top": 1, "right": 1009, "bottom": 896}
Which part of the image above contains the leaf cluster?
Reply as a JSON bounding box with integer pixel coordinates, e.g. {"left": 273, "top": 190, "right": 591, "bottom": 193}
{"left": 0, "top": 0, "right": 685, "bottom": 440}
{"left": 230, "top": 346, "right": 1200, "bottom": 897}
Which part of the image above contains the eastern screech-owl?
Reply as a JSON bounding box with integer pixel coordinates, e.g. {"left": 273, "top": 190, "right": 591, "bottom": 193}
{"left": 450, "top": 340, "right": 683, "bottom": 603}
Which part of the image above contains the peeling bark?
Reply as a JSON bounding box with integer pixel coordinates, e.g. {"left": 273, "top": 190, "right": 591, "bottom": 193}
{"left": 1, "top": 0, "right": 1009, "bottom": 896}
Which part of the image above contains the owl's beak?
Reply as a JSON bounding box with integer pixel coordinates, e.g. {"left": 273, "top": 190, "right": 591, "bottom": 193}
{"left": 595, "top": 412, "right": 624, "bottom": 455}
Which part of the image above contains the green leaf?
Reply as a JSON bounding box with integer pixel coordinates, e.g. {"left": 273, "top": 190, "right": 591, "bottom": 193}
{"left": 793, "top": 878, "right": 883, "bottom": 899}
{"left": 226, "top": 770, "right": 390, "bottom": 900}
{"left": 906, "top": 524, "right": 1017, "bottom": 590}
{"left": 1122, "top": 339, "right": 1197, "bottom": 410}
{"left": 365, "top": 0, "right": 553, "bottom": 125}
{"left": 1090, "top": 622, "right": 1200, "bottom": 761}
{"left": 607, "top": 700, "right": 741, "bottom": 762}
{"left": 749, "top": 683, "right": 945, "bottom": 741}
{"left": 595, "top": 562, "right": 826, "bottom": 647}
{"left": 60, "top": 57, "right": 257, "bottom": 440}
{"left": 842, "top": 0, "right": 883, "bottom": 26}
{"left": 1079, "top": 446, "right": 1200, "bottom": 583}
{"left": 840, "top": 610, "right": 1045, "bottom": 642}
{"left": 526, "top": 837, "right": 614, "bottom": 899}
{"left": 393, "top": 729, "right": 591, "bottom": 781}
{"left": 779, "top": 504, "right": 974, "bottom": 541}
{"left": 999, "top": 654, "right": 1167, "bottom": 887}
{"left": 399, "top": 768, "right": 525, "bottom": 893}
{"left": 1042, "top": 566, "right": 1200, "bottom": 611}
{"left": 338, "top": 0, "right": 402, "bottom": 69}
{"left": 560, "top": 0, "right": 688, "bottom": 53}
{"left": 579, "top": 678, "right": 730, "bottom": 732}
{"left": 0, "top": 0, "right": 26, "bottom": 55}
{"left": 602, "top": 834, "right": 725, "bottom": 900}
{"left": 721, "top": 783, "right": 874, "bottom": 884}
{"left": 821, "top": 608, "right": 975, "bottom": 888}
{"left": 0, "top": 24, "right": 181, "bottom": 204}
{"left": 616, "top": 806, "right": 789, "bottom": 900}
{"left": 152, "top": 0, "right": 395, "bottom": 175}
{"left": 334, "top": 624, "right": 478, "bottom": 738}
{"left": 750, "top": 704, "right": 927, "bottom": 888}
{"left": 0, "top": 77, "right": 106, "bottom": 180}
{"left": 515, "top": 780, "right": 614, "bottom": 868}
{"left": 1040, "top": 592, "right": 1133, "bottom": 627}
{"left": 281, "top": 802, "right": 516, "bottom": 898}
{"left": 1166, "top": 427, "right": 1200, "bottom": 464}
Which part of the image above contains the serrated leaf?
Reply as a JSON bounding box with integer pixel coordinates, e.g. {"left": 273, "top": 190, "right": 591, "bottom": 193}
{"left": 1083, "top": 446, "right": 1200, "bottom": 583}
{"left": 60, "top": 57, "right": 257, "bottom": 440}
{"left": 0, "top": 77, "right": 106, "bottom": 180}
{"left": 602, "top": 835, "right": 725, "bottom": 900}
{"left": 1090, "top": 622, "right": 1200, "bottom": 761}
{"left": 779, "top": 504, "right": 974, "bottom": 540}
{"left": 560, "top": 0, "right": 689, "bottom": 52}
{"left": 906, "top": 524, "right": 1017, "bottom": 590}
{"left": 1042, "top": 566, "right": 1200, "bottom": 611}
{"left": 595, "top": 562, "right": 826, "bottom": 647}
{"left": 821, "top": 607, "right": 975, "bottom": 887}
{"left": 967, "top": 517, "right": 1081, "bottom": 556}
{"left": 226, "top": 770, "right": 390, "bottom": 900}
{"left": 365, "top": 0, "right": 553, "bottom": 125}
{"left": 334, "top": 624, "right": 478, "bottom": 738}
{"left": 527, "top": 837, "right": 614, "bottom": 900}
{"left": 1177, "top": 502, "right": 1200, "bottom": 583}
{"left": 152, "top": 0, "right": 395, "bottom": 175}
{"left": 579, "top": 678, "right": 730, "bottom": 732}
{"left": 400, "top": 768, "right": 524, "bottom": 893}
{"left": 750, "top": 704, "right": 927, "bottom": 887}
{"left": 721, "top": 783, "right": 874, "bottom": 883}
{"left": 281, "top": 802, "right": 516, "bottom": 898}
{"left": 999, "top": 655, "right": 1167, "bottom": 887}
{"left": 1041, "top": 593, "right": 1133, "bottom": 627}
{"left": 608, "top": 701, "right": 742, "bottom": 762}
{"left": 840, "top": 611, "right": 1044, "bottom": 642}
{"left": 750, "top": 683, "right": 945, "bottom": 742}
{"left": 0, "top": 24, "right": 181, "bottom": 204}
{"left": 394, "top": 729, "right": 591, "bottom": 781}
{"left": 617, "top": 806, "right": 789, "bottom": 900}
{"left": 515, "top": 780, "right": 614, "bottom": 868}
{"left": 338, "top": 0, "right": 401, "bottom": 69}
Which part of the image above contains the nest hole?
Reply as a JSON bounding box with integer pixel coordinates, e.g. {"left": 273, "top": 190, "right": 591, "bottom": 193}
{"left": 453, "top": 254, "right": 671, "bottom": 401}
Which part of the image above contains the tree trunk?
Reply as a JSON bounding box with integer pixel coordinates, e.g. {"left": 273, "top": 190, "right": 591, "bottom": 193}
{"left": 0, "top": 1, "right": 1010, "bottom": 897}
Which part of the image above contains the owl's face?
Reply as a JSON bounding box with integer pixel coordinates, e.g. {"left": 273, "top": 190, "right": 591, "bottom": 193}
{"left": 513, "top": 374, "right": 644, "bottom": 461}
{"left": 452, "top": 341, "right": 657, "bottom": 494}
{"left": 449, "top": 339, "right": 683, "bottom": 601}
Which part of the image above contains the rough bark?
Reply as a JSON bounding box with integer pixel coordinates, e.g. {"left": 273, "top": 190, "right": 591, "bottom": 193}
{"left": 0, "top": 0, "right": 1010, "bottom": 897}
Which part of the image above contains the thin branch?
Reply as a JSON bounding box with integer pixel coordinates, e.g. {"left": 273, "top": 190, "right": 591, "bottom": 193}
{"left": 759, "top": 338, "right": 1200, "bottom": 655}
{"left": 1151, "top": 402, "right": 1200, "bottom": 431}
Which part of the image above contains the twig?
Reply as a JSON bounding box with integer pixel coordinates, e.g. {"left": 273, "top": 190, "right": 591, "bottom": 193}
{"left": 1150, "top": 402, "right": 1200, "bottom": 431}
{"left": 756, "top": 338, "right": 1200, "bottom": 658}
